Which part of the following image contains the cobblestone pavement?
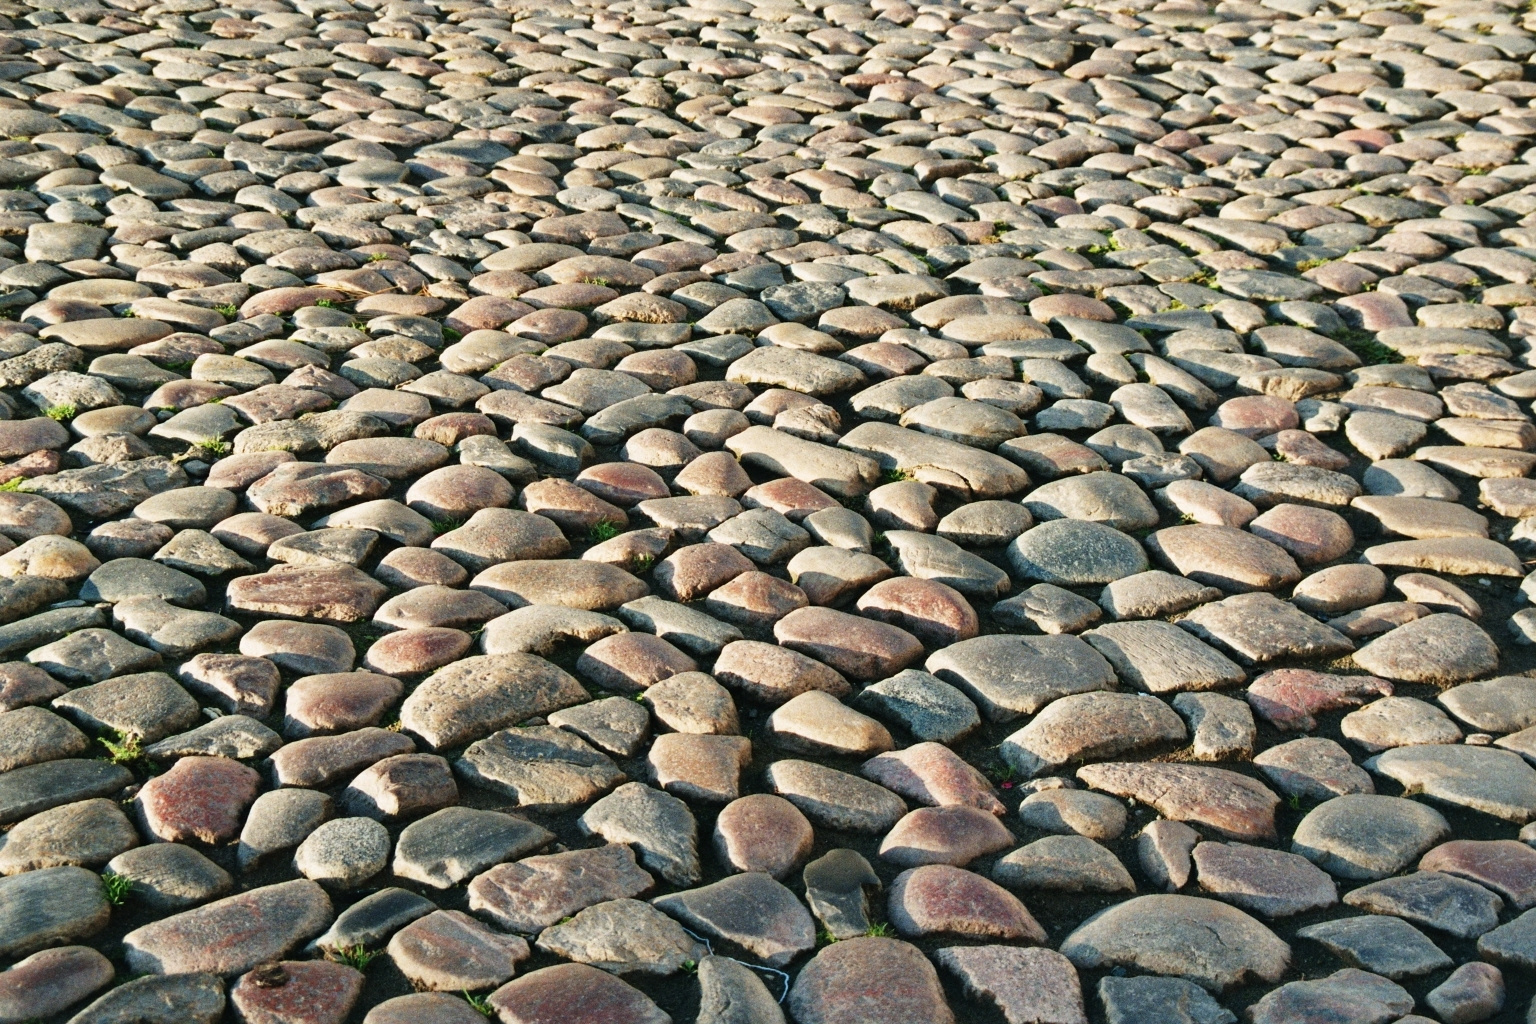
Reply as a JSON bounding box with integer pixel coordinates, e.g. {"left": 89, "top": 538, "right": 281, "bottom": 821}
{"left": 6, "top": 0, "right": 1536, "bottom": 1020}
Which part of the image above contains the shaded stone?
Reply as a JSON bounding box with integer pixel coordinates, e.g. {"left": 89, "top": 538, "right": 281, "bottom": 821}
{"left": 1344, "top": 871, "right": 1503, "bottom": 939}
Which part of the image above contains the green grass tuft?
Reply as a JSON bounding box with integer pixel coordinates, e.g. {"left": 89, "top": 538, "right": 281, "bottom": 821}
{"left": 0, "top": 478, "right": 23, "bottom": 492}
{"left": 430, "top": 518, "right": 460, "bottom": 535}
{"left": 881, "top": 467, "right": 913, "bottom": 484}
{"left": 315, "top": 299, "right": 337, "bottom": 308}
{"left": 328, "top": 945, "right": 379, "bottom": 971}
{"left": 194, "top": 438, "right": 230, "bottom": 458}
{"left": 44, "top": 404, "right": 75, "bottom": 422}
{"left": 101, "top": 873, "right": 133, "bottom": 905}
{"left": 633, "top": 552, "right": 654, "bottom": 572}
{"left": 214, "top": 303, "right": 238, "bottom": 319}
{"left": 99, "top": 731, "right": 146, "bottom": 768}
{"left": 865, "top": 922, "right": 894, "bottom": 937}
{"left": 1330, "top": 327, "right": 1402, "bottom": 365}
{"left": 367, "top": 252, "right": 390, "bottom": 262}
{"left": 588, "top": 520, "right": 621, "bottom": 543}
{"left": 463, "top": 991, "right": 494, "bottom": 1017}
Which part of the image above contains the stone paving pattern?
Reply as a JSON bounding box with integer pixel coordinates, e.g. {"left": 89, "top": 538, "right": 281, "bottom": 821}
{"left": 6, "top": 0, "right": 1536, "bottom": 1019}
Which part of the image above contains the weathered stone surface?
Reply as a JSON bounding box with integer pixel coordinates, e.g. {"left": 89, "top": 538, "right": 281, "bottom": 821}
{"left": 470, "top": 843, "right": 653, "bottom": 933}
{"left": 1060, "top": 894, "right": 1290, "bottom": 992}
{"left": 788, "top": 938, "right": 955, "bottom": 1024}
{"left": 123, "top": 880, "right": 333, "bottom": 976}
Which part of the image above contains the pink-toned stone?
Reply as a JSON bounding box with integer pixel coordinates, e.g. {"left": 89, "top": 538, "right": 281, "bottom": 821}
{"left": 270, "top": 729, "right": 416, "bottom": 789}
{"left": 935, "top": 946, "right": 1086, "bottom": 1024}
{"left": 574, "top": 463, "right": 669, "bottom": 507}
{"left": 1248, "top": 504, "right": 1355, "bottom": 565}
{"left": 855, "top": 577, "right": 978, "bottom": 646}
{"left": 488, "top": 963, "right": 669, "bottom": 1024}
{"left": 788, "top": 937, "right": 955, "bottom": 1024}
{"left": 374, "top": 548, "right": 469, "bottom": 590}
{"left": 122, "top": 879, "right": 333, "bottom": 977}
{"left": 648, "top": 732, "right": 752, "bottom": 802}
{"left": 406, "top": 465, "right": 515, "bottom": 521}
{"left": 1246, "top": 669, "right": 1395, "bottom": 731}
{"left": 774, "top": 606, "right": 924, "bottom": 680}
{"left": 342, "top": 753, "right": 457, "bottom": 820}
{"left": 230, "top": 960, "right": 363, "bottom": 1024}
{"left": 654, "top": 542, "right": 754, "bottom": 601}
{"left": 704, "top": 570, "right": 810, "bottom": 626}
{"left": 713, "top": 640, "right": 851, "bottom": 703}
{"left": 879, "top": 806, "right": 1015, "bottom": 868}
{"left": 1337, "top": 291, "right": 1414, "bottom": 330}
{"left": 1420, "top": 840, "right": 1536, "bottom": 910}
{"left": 387, "top": 910, "right": 530, "bottom": 992}
{"left": 520, "top": 478, "right": 628, "bottom": 536}
{"left": 446, "top": 295, "right": 531, "bottom": 333}
{"left": 861, "top": 742, "right": 1004, "bottom": 815}
{"left": 713, "top": 793, "right": 814, "bottom": 878}
{"left": 283, "top": 671, "right": 401, "bottom": 738}
{"left": 1209, "top": 396, "right": 1299, "bottom": 439}
{"left": 742, "top": 477, "right": 840, "bottom": 520}
{"left": 139, "top": 756, "right": 260, "bottom": 844}
{"left": 889, "top": 865, "right": 1046, "bottom": 941}
{"left": 469, "top": 844, "right": 654, "bottom": 933}
{"left": 0, "top": 945, "right": 112, "bottom": 1023}
{"left": 575, "top": 632, "right": 697, "bottom": 692}
{"left": 363, "top": 628, "right": 473, "bottom": 675}
{"left": 1078, "top": 763, "right": 1280, "bottom": 842}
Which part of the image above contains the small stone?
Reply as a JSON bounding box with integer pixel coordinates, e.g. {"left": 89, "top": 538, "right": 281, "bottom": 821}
{"left": 294, "top": 817, "right": 391, "bottom": 890}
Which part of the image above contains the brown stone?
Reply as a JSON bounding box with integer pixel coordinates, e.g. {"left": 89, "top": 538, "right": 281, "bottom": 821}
{"left": 1246, "top": 669, "right": 1394, "bottom": 731}
{"left": 774, "top": 606, "right": 924, "bottom": 680}
{"left": 788, "top": 937, "right": 955, "bottom": 1024}
{"left": 713, "top": 640, "right": 851, "bottom": 704}
{"left": 363, "top": 627, "right": 473, "bottom": 676}
{"left": 468, "top": 844, "right": 655, "bottom": 933}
